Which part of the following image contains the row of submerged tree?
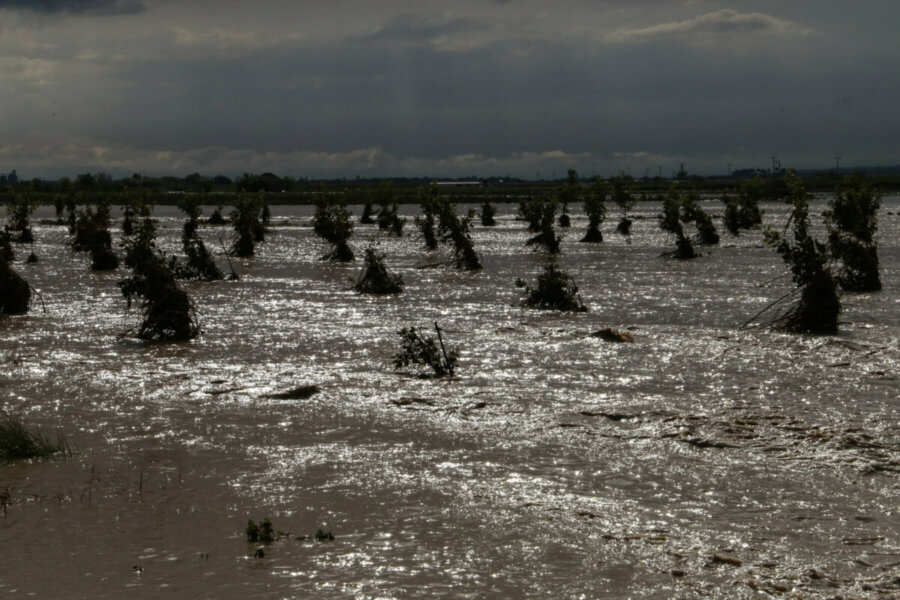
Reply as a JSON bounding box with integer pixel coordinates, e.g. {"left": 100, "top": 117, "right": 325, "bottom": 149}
{"left": 0, "top": 170, "right": 886, "bottom": 344}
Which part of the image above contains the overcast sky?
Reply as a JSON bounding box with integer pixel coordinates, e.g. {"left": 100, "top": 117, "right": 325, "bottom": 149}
{"left": 1, "top": 0, "right": 897, "bottom": 179}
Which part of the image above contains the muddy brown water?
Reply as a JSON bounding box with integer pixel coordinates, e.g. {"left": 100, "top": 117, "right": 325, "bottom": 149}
{"left": 1, "top": 199, "right": 898, "bottom": 598}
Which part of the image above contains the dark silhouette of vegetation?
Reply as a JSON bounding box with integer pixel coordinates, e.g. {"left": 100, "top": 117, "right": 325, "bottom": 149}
{"left": 683, "top": 194, "right": 720, "bottom": 245}
{"left": 437, "top": 199, "right": 482, "bottom": 270}
{"left": 518, "top": 196, "right": 543, "bottom": 232}
{"left": 0, "top": 414, "right": 68, "bottom": 462}
{"left": 72, "top": 201, "right": 119, "bottom": 271}
{"left": 724, "top": 178, "right": 764, "bottom": 235}
{"left": 580, "top": 177, "right": 607, "bottom": 243}
{"left": 480, "top": 200, "right": 496, "bottom": 226}
{"left": 376, "top": 182, "right": 405, "bottom": 236}
{"left": 516, "top": 262, "right": 586, "bottom": 312}
{"left": 172, "top": 197, "right": 223, "bottom": 280}
{"left": 762, "top": 172, "right": 840, "bottom": 334}
{"left": 825, "top": 175, "right": 881, "bottom": 292}
{"left": 118, "top": 218, "right": 200, "bottom": 342}
{"left": 360, "top": 194, "right": 376, "bottom": 224}
{"left": 526, "top": 198, "right": 561, "bottom": 254}
{"left": 314, "top": 528, "right": 335, "bottom": 542}
{"left": 246, "top": 518, "right": 275, "bottom": 543}
{"left": 1, "top": 228, "right": 14, "bottom": 262}
{"left": 207, "top": 206, "right": 227, "bottom": 225}
{"left": 230, "top": 192, "right": 267, "bottom": 257}
{"left": 0, "top": 253, "right": 30, "bottom": 315}
{"left": 312, "top": 187, "right": 355, "bottom": 262}
{"left": 4, "top": 186, "right": 35, "bottom": 243}
{"left": 393, "top": 323, "right": 458, "bottom": 378}
{"left": 612, "top": 175, "right": 636, "bottom": 236}
{"left": 659, "top": 190, "right": 697, "bottom": 259}
{"left": 415, "top": 185, "right": 439, "bottom": 249}
{"left": 354, "top": 247, "right": 403, "bottom": 294}
{"left": 557, "top": 169, "right": 581, "bottom": 228}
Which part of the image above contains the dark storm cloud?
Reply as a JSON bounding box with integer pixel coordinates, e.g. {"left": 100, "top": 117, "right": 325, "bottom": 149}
{"left": 0, "top": 0, "right": 144, "bottom": 16}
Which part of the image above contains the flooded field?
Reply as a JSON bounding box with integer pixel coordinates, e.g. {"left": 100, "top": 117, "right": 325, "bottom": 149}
{"left": 1, "top": 199, "right": 898, "bottom": 598}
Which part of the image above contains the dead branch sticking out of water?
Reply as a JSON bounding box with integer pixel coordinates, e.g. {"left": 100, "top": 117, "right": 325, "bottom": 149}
{"left": 354, "top": 248, "right": 403, "bottom": 294}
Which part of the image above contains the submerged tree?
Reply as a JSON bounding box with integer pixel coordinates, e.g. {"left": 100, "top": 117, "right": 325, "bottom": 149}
{"left": 376, "top": 182, "right": 405, "bottom": 236}
{"left": 4, "top": 186, "right": 35, "bottom": 244}
{"left": 526, "top": 198, "right": 561, "bottom": 254}
{"left": 0, "top": 249, "right": 30, "bottom": 315}
{"left": 392, "top": 323, "right": 458, "bottom": 378}
{"left": 359, "top": 188, "right": 376, "bottom": 224}
{"left": 659, "top": 189, "right": 697, "bottom": 259}
{"left": 762, "top": 171, "right": 840, "bottom": 334}
{"left": 824, "top": 175, "right": 881, "bottom": 292}
{"left": 683, "top": 194, "right": 720, "bottom": 246}
{"left": 207, "top": 206, "right": 227, "bottom": 225}
{"left": 518, "top": 196, "right": 543, "bottom": 232}
{"left": 723, "top": 177, "right": 764, "bottom": 236}
{"left": 173, "top": 196, "right": 224, "bottom": 280}
{"left": 72, "top": 201, "right": 118, "bottom": 271}
{"left": 354, "top": 247, "right": 404, "bottom": 294}
{"left": 557, "top": 169, "right": 581, "bottom": 228}
{"left": 312, "top": 187, "right": 355, "bottom": 262}
{"left": 480, "top": 199, "right": 496, "bottom": 226}
{"left": 230, "top": 192, "right": 267, "bottom": 257}
{"left": 612, "top": 174, "right": 637, "bottom": 236}
{"left": 437, "top": 199, "right": 482, "bottom": 270}
{"left": 580, "top": 176, "right": 608, "bottom": 243}
{"left": 119, "top": 218, "right": 200, "bottom": 342}
{"left": 517, "top": 262, "right": 587, "bottom": 312}
{"left": 415, "top": 185, "right": 440, "bottom": 250}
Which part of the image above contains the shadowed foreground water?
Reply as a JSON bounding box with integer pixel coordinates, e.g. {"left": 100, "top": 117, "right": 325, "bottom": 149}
{"left": 1, "top": 199, "right": 898, "bottom": 598}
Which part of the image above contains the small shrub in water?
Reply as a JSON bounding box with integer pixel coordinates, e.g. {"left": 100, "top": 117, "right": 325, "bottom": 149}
{"left": 415, "top": 185, "right": 440, "bottom": 250}
{"left": 230, "top": 192, "right": 267, "bottom": 257}
{"left": 437, "top": 200, "right": 481, "bottom": 270}
{"left": 526, "top": 198, "right": 561, "bottom": 254}
{"left": 580, "top": 176, "right": 607, "bottom": 243}
{"left": 517, "top": 262, "right": 587, "bottom": 312}
{"left": 480, "top": 200, "right": 496, "bottom": 226}
{"left": 376, "top": 182, "right": 405, "bottom": 236}
{"left": 557, "top": 169, "right": 581, "bottom": 228}
{"left": 0, "top": 414, "right": 68, "bottom": 462}
{"left": 246, "top": 518, "right": 275, "bottom": 543}
{"left": 393, "top": 323, "right": 458, "bottom": 378}
{"left": 173, "top": 197, "right": 223, "bottom": 280}
{"left": 825, "top": 174, "right": 881, "bottom": 292}
{"left": 723, "top": 177, "right": 764, "bottom": 236}
{"left": 312, "top": 187, "right": 355, "bottom": 262}
{"left": 612, "top": 174, "right": 636, "bottom": 236}
{"left": 314, "top": 529, "right": 335, "bottom": 542}
{"left": 207, "top": 206, "right": 226, "bottom": 225}
{"left": 0, "top": 257, "right": 30, "bottom": 315}
{"left": 518, "top": 196, "right": 543, "bottom": 231}
{"left": 354, "top": 248, "right": 403, "bottom": 294}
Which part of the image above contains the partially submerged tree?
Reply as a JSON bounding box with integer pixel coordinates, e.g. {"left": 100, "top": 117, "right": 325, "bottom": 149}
{"left": 526, "top": 198, "right": 561, "bottom": 254}
{"left": 359, "top": 189, "right": 376, "bottom": 224}
{"left": 72, "top": 202, "right": 118, "bottom": 271}
{"left": 723, "top": 177, "right": 764, "bottom": 236}
{"left": 376, "top": 182, "right": 405, "bottom": 236}
{"left": 354, "top": 247, "right": 403, "bottom": 294}
{"left": 392, "top": 323, "right": 458, "bottom": 378}
{"left": 230, "top": 192, "right": 267, "bottom": 257}
{"left": 415, "top": 185, "right": 440, "bottom": 250}
{"left": 437, "top": 199, "right": 482, "bottom": 270}
{"left": 516, "top": 262, "right": 587, "bottom": 312}
{"left": 825, "top": 175, "right": 881, "bottom": 292}
{"left": 518, "top": 196, "right": 543, "bottom": 232}
{"left": 312, "top": 187, "right": 355, "bottom": 262}
{"left": 119, "top": 218, "right": 200, "bottom": 342}
{"left": 480, "top": 199, "right": 496, "bottom": 226}
{"left": 612, "top": 174, "right": 637, "bottom": 236}
{"left": 4, "top": 186, "right": 35, "bottom": 244}
{"left": 173, "top": 196, "right": 224, "bottom": 280}
{"left": 659, "top": 190, "right": 697, "bottom": 259}
{"left": 580, "top": 176, "right": 607, "bottom": 243}
{"left": 557, "top": 169, "right": 581, "bottom": 228}
{"left": 761, "top": 171, "right": 840, "bottom": 334}
{"left": 207, "top": 206, "right": 227, "bottom": 225}
{"left": 0, "top": 251, "right": 30, "bottom": 315}
{"left": 683, "top": 194, "right": 720, "bottom": 246}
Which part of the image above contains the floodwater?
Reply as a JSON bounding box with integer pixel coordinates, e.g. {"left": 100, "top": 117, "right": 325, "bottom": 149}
{"left": 1, "top": 198, "right": 898, "bottom": 599}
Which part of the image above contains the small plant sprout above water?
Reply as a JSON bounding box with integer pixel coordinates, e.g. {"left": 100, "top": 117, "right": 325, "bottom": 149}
{"left": 354, "top": 247, "right": 404, "bottom": 294}
{"left": 526, "top": 197, "right": 561, "bottom": 254}
{"left": 246, "top": 518, "right": 275, "bottom": 543}
{"left": 437, "top": 199, "right": 482, "bottom": 270}
{"left": 0, "top": 255, "right": 30, "bottom": 315}
{"left": 312, "top": 186, "right": 355, "bottom": 262}
{"left": 516, "top": 262, "right": 587, "bottom": 312}
{"left": 0, "top": 414, "right": 68, "bottom": 462}
{"left": 393, "top": 323, "right": 458, "bottom": 378}
{"left": 757, "top": 171, "right": 840, "bottom": 334}
{"left": 580, "top": 176, "right": 608, "bottom": 243}
{"left": 825, "top": 174, "right": 881, "bottom": 292}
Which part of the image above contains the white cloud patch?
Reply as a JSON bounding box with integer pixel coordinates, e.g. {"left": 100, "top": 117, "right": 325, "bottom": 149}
{"left": 605, "top": 9, "right": 811, "bottom": 44}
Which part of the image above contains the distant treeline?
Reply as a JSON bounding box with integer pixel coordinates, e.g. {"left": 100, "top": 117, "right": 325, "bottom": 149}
{"left": 3, "top": 169, "right": 900, "bottom": 206}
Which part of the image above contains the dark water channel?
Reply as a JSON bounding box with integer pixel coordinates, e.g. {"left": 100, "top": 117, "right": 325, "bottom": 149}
{"left": 1, "top": 199, "right": 898, "bottom": 598}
